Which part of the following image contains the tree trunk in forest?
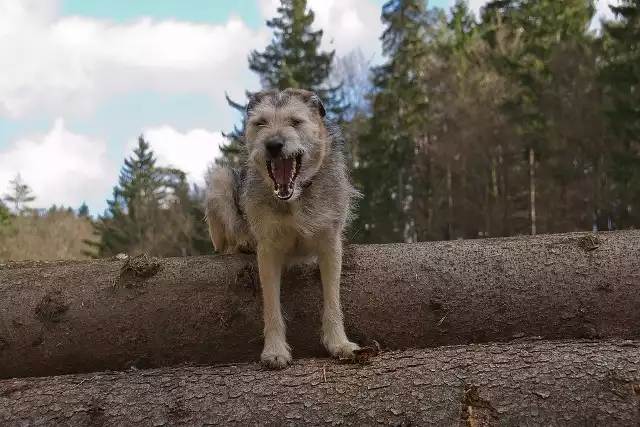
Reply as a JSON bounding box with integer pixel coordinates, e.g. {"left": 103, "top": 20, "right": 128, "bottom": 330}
{"left": 1, "top": 230, "right": 639, "bottom": 380}
{"left": 426, "top": 152, "right": 434, "bottom": 239}
{"left": 485, "top": 169, "right": 493, "bottom": 236}
{"left": 529, "top": 146, "right": 537, "bottom": 235}
{"left": 1, "top": 339, "right": 639, "bottom": 427}
{"left": 492, "top": 155, "right": 499, "bottom": 201}
{"left": 422, "top": 135, "right": 434, "bottom": 240}
{"left": 499, "top": 143, "right": 510, "bottom": 236}
{"left": 397, "top": 168, "right": 404, "bottom": 240}
{"left": 446, "top": 161, "right": 454, "bottom": 239}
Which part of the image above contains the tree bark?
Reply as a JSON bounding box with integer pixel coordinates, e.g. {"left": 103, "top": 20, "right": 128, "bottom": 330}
{"left": 1, "top": 339, "right": 639, "bottom": 426}
{"left": 0, "top": 230, "right": 639, "bottom": 380}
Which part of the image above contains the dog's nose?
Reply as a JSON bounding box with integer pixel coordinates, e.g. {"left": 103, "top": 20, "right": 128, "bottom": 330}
{"left": 264, "top": 137, "right": 284, "bottom": 158}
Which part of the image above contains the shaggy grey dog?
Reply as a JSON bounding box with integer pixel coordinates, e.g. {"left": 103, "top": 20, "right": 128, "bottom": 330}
{"left": 205, "top": 88, "right": 361, "bottom": 369}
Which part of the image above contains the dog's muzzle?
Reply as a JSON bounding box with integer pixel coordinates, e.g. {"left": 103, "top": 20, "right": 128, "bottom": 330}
{"left": 266, "top": 153, "right": 303, "bottom": 200}
{"left": 263, "top": 138, "right": 302, "bottom": 200}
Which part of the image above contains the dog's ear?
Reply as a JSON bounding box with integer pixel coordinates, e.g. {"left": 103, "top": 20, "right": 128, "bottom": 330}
{"left": 245, "top": 91, "right": 268, "bottom": 116}
{"left": 308, "top": 92, "right": 326, "bottom": 118}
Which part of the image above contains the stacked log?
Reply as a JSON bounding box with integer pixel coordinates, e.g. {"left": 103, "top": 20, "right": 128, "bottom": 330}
{"left": 1, "top": 231, "right": 639, "bottom": 425}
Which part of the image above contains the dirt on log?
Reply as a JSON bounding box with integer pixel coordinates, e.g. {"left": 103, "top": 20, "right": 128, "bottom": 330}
{"left": 0, "top": 230, "right": 639, "bottom": 380}
{"left": 1, "top": 339, "right": 639, "bottom": 426}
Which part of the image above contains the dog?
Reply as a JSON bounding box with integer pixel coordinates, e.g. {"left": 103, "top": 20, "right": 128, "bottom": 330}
{"left": 204, "top": 88, "right": 361, "bottom": 369}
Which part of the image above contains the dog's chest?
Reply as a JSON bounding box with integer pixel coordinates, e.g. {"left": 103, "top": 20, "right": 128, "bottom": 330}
{"left": 275, "top": 206, "right": 320, "bottom": 238}
{"left": 246, "top": 183, "right": 340, "bottom": 242}
{"left": 252, "top": 208, "right": 322, "bottom": 260}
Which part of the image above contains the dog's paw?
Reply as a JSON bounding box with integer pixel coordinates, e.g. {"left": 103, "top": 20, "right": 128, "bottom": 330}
{"left": 260, "top": 350, "right": 292, "bottom": 369}
{"left": 325, "top": 339, "right": 361, "bottom": 360}
{"left": 260, "top": 341, "right": 292, "bottom": 370}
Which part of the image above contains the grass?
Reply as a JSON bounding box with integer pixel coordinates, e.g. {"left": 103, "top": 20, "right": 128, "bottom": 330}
{"left": 0, "top": 211, "right": 97, "bottom": 261}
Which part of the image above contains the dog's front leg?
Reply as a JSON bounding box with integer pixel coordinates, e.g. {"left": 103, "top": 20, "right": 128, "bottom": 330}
{"left": 257, "top": 244, "right": 291, "bottom": 369}
{"left": 317, "top": 234, "right": 360, "bottom": 359}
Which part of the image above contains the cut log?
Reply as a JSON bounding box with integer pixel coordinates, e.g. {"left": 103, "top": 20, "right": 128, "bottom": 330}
{"left": 1, "top": 339, "right": 639, "bottom": 426}
{"left": 1, "top": 230, "right": 639, "bottom": 379}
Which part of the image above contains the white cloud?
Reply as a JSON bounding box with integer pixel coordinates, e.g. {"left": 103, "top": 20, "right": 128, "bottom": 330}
{"left": 127, "top": 126, "right": 226, "bottom": 187}
{"left": 0, "top": 119, "right": 114, "bottom": 210}
{"left": 0, "top": 0, "right": 269, "bottom": 120}
{"left": 0, "top": 0, "right": 384, "bottom": 121}
{"left": 0, "top": 121, "right": 225, "bottom": 211}
{"left": 0, "top": 0, "right": 385, "bottom": 213}
{"left": 259, "top": 0, "right": 384, "bottom": 61}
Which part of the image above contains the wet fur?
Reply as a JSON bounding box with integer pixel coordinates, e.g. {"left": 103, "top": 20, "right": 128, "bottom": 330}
{"left": 205, "top": 88, "right": 361, "bottom": 369}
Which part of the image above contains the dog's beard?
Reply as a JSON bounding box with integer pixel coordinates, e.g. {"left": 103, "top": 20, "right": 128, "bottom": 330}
{"left": 266, "top": 153, "right": 302, "bottom": 200}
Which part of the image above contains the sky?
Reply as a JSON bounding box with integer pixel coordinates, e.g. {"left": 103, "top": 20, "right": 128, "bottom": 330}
{"left": 0, "top": 0, "right": 621, "bottom": 216}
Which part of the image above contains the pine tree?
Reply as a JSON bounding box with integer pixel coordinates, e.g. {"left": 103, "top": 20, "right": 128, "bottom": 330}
{"left": 478, "top": 0, "right": 596, "bottom": 235}
{"left": 181, "top": 183, "right": 215, "bottom": 255}
{"left": 218, "top": 0, "right": 347, "bottom": 167}
{"left": 249, "top": 0, "right": 345, "bottom": 115}
{"left": 77, "top": 202, "right": 90, "bottom": 218}
{"left": 448, "top": 1, "right": 478, "bottom": 63}
{"left": 3, "top": 173, "right": 36, "bottom": 215}
{"left": 599, "top": 0, "right": 640, "bottom": 228}
{"left": 84, "top": 135, "right": 191, "bottom": 258}
{"left": 353, "top": 0, "right": 432, "bottom": 243}
{"left": 429, "top": 0, "right": 481, "bottom": 240}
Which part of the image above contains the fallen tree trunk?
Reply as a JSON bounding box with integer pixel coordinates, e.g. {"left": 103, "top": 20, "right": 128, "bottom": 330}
{"left": 1, "top": 339, "right": 639, "bottom": 426}
{"left": 1, "top": 231, "right": 639, "bottom": 379}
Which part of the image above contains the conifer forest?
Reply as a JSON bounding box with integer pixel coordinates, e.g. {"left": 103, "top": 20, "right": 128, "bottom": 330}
{"left": 1, "top": 0, "right": 639, "bottom": 259}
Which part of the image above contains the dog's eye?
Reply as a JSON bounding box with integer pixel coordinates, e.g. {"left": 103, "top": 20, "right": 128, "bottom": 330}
{"left": 254, "top": 119, "right": 267, "bottom": 127}
{"left": 290, "top": 118, "right": 303, "bottom": 127}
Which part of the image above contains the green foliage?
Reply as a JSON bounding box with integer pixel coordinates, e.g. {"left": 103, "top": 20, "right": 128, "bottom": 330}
{"left": 185, "top": 183, "right": 216, "bottom": 255}
{"left": 77, "top": 202, "right": 90, "bottom": 218}
{"left": 249, "top": 0, "right": 346, "bottom": 117}
{"left": 0, "top": 200, "right": 11, "bottom": 228}
{"left": 349, "top": 0, "right": 640, "bottom": 242}
{"left": 218, "top": 0, "right": 348, "bottom": 167}
{"left": 599, "top": 0, "right": 640, "bottom": 227}
{"left": 352, "top": 0, "right": 434, "bottom": 243}
{"left": 8, "top": 0, "right": 640, "bottom": 260}
{"left": 84, "top": 135, "right": 212, "bottom": 258}
{"left": 485, "top": 0, "right": 595, "bottom": 152}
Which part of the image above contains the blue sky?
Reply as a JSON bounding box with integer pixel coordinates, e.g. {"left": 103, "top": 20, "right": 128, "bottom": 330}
{"left": 0, "top": 0, "right": 612, "bottom": 216}
{"left": 60, "top": 0, "right": 267, "bottom": 27}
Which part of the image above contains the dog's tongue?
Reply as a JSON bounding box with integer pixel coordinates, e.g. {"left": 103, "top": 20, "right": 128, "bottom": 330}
{"left": 273, "top": 158, "right": 293, "bottom": 186}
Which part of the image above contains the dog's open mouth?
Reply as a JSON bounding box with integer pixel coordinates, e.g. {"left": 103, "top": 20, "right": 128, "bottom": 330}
{"left": 266, "top": 153, "right": 302, "bottom": 200}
